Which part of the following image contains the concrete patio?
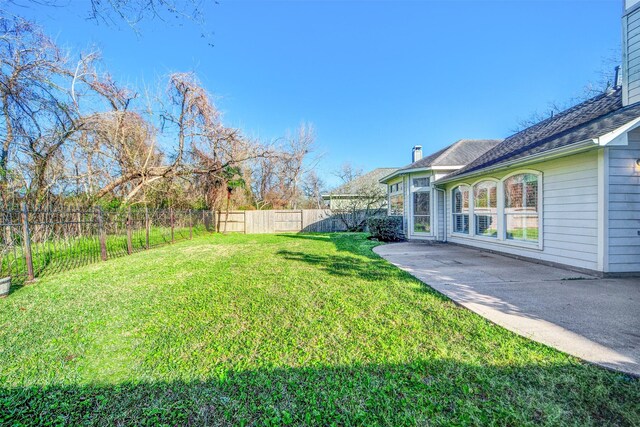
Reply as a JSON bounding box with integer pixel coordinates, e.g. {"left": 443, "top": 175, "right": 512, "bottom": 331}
{"left": 374, "top": 242, "right": 640, "bottom": 376}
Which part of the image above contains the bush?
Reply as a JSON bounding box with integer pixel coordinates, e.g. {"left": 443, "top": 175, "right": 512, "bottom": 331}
{"left": 367, "top": 216, "right": 404, "bottom": 242}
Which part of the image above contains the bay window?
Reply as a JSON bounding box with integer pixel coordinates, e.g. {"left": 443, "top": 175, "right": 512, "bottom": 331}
{"left": 473, "top": 180, "right": 498, "bottom": 237}
{"left": 504, "top": 173, "right": 539, "bottom": 242}
{"left": 452, "top": 185, "right": 470, "bottom": 234}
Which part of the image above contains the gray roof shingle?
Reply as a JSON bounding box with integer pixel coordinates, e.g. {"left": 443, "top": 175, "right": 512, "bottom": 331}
{"left": 398, "top": 139, "right": 502, "bottom": 172}
{"left": 442, "top": 88, "right": 640, "bottom": 181}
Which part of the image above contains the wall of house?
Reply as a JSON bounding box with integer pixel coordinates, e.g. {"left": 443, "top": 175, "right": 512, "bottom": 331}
{"left": 624, "top": 0, "right": 640, "bottom": 105}
{"left": 442, "top": 149, "right": 602, "bottom": 272}
{"left": 607, "top": 131, "right": 640, "bottom": 273}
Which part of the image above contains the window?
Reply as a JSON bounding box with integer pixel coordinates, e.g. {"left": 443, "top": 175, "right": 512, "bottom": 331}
{"left": 413, "top": 191, "right": 430, "bottom": 233}
{"left": 413, "top": 177, "right": 429, "bottom": 188}
{"left": 473, "top": 181, "right": 498, "bottom": 237}
{"left": 452, "top": 185, "right": 470, "bottom": 234}
{"left": 504, "top": 173, "right": 539, "bottom": 242}
{"left": 389, "top": 182, "right": 404, "bottom": 216}
{"left": 389, "top": 182, "right": 403, "bottom": 193}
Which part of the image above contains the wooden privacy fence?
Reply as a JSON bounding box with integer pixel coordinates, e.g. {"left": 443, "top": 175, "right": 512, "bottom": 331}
{"left": 214, "top": 209, "right": 368, "bottom": 234}
{"left": 0, "top": 204, "right": 214, "bottom": 285}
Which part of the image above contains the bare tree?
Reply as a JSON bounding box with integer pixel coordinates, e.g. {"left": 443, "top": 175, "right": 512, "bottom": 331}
{"left": 0, "top": 14, "right": 97, "bottom": 207}
{"left": 281, "top": 123, "right": 316, "bottom": 209}
{"left": 301, "top": 170, "right": 326, "bottom": 209}
{"left": 249, "top": 125, "right": 317, "bottom": 210}
{"left": 0, "top": 15, "right": 277, "bottom": 212}
{"left": 331, "top": 163, "right": 387, "bottom": 232}
{"left": 512, "top": 50, "right": 621, "bottom": 133}
{"left": 12, "top": 0, "right": 214, "bottom": 41}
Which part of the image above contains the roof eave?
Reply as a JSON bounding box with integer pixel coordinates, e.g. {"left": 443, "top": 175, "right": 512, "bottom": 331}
{"left": 379, "top": 167, "right": 433, "bottom": 183}
{"left": 435, "top": 139, "right": 597, "bottom": 185}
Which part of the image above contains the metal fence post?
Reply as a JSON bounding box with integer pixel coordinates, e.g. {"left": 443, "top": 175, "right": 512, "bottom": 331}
{"left": 20, "top": 202, "right": 34, "bottom": 282}
{"left": 170, "top": 207, "right": 175, "bottom": 243}
{"left": 189, "top": 209, "right": 193, "bottom": 239}
{"left": 145, "top": 207, "right": 150, "bottom": 250}
{"left": 126, "top": 207, "right": 133, "bottom": 255}
{"left": 96, "top": 207, "right": 108, "bottom": 261}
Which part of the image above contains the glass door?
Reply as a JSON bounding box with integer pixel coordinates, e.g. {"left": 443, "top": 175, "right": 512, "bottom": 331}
{"left": 411, "top": 176, "right": 431, "bottom": 235}
{"left": 413, "top": 191, "right": 431, "bottom": 234}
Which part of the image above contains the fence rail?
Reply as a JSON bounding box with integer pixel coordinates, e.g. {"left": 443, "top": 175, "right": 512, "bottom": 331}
{"left": 1, "top": 204, "right": 214, "bottom": 285}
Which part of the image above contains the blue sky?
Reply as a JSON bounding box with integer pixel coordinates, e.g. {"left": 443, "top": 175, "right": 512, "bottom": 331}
{"left": 12, "top": 0, "right": 623, "bottom": 187}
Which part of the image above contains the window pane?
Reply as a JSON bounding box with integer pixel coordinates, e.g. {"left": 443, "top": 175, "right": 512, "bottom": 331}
{"left": 474, "top": 181, "right": 497, "bottom": 209}
{"left": 453, "top": 214, "right": 469, "bottom": 233}
{"left": 525, "top": 179, "right": 538, "bottom": 210}
{"left": 505, "top": 173, "right": 538, "bottom": 212}
{"left": 475, "top": 214, "right": 497, "bottom": 237}
{"left": 452, "top": 185, "right": 469, "bottom": 213}
{"left": 506, "top": 214, "right": 538, "bottom": 242}
{"left": 413, "top": 191, "right": 430, "bottom": 215}
{"left": 413, "top": 215, "right": 430, "bottom": 233}
{"left": 389, "top": 194, "right": 404, "bottom": 216}
{"left": 413, "top": 177, "right": 429, "bottom": 188}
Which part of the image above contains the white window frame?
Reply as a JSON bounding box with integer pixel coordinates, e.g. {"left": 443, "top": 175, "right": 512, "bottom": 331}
{"left": 447, "top": 170, "right": 543, "bottom": 250}
{"left": 471, "top": 178, "right": 499, "bottom": 239}
{"left": 410, "top": 174, "right": 432, "bottom": 236}
{"left": 451, "top": 184, "right": 471, "bottom": 235}
{"left": 502, "top": 170, "right": 543, "bottom": 249}
{"left": 388, "top": 180, "right": 404, "bottom": 217}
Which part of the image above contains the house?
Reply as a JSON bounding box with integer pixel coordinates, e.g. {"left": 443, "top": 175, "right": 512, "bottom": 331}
{"left": 323, "top": 167, "right": 397, "bottom": 210}
{"left": 381, "top": 1, "right": 640, "bottom": 275}
{"left": 380, "top": 140, "right": 501, "bottom": 239}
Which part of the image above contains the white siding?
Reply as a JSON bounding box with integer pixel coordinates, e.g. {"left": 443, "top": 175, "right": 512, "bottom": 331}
{"left": 624, "top": 7, "right": 640, "bottom": 105}
{"left": 443, "top": 150, "right": 601, "bottom": 271}
{"left": 607, "top": 131, "right": 640, "bottom": 273}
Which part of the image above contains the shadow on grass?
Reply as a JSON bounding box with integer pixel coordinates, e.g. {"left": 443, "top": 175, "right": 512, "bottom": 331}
{"left": 1, "top": 360, "right": 637, "bottom": 426}
{"left": 277, "top": 234, "right": 439, "bottom": 298}
{"left": 279, "top": 232, "right": 383, "bottom": 260}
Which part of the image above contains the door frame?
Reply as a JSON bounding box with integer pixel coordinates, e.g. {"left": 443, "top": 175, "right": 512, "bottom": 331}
{"left": 408, "top": 173, "right": 433, "bottom": 238}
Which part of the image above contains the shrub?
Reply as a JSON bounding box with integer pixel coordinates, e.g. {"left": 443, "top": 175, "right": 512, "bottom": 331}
{"left": 367, "top": 216, "right": 404, "bottom": 242}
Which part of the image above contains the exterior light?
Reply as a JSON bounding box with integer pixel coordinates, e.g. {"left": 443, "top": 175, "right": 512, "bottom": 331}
{"left": 636, "top": 159, "right": 640, "bottom": 167}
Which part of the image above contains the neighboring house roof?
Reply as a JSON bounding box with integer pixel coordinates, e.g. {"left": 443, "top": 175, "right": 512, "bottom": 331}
{"left": 380, "top": 139, "right": 502, "bottom": 183}
{"left": 323, "top": 168, "right": 398, "bottom": 198}
{"left": 440, "top": 88, "right": 640, "bottom": 182}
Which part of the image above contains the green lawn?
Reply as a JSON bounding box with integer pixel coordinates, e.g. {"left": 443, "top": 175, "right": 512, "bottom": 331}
{"left": 0, "top": 233, "right": 638, "bottom": 426}
{"left": 1, "top": 226, "right": 202, "bottom": 283}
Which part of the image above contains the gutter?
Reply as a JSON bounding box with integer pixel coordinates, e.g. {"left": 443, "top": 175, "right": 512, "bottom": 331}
{"left": 379, "top": 167, "right": 434, "bottom": 183}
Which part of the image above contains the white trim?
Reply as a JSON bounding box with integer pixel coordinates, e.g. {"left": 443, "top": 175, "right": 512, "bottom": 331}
{"left": 597, "top": 148, "right": 610, "bottom": 272}
{"left": 448, "top": 170, "right": 543, "bottom": 250}
{"left": 470, "top": 177, "right": 500, "bottom": 239}
{"left": 408, "top": 172, "right": 433, "bottom": 237}
{"left": 594, "top": 116, "right": 640, "bottom": 145}
{"left": 450, "top": 183, "right": 471, "bottom": 236}
{"left": 431, "top": 165, "right": 464, "bottom": 170}
{"left": 381, "top": 165, "right": 462, "bottom": 183}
